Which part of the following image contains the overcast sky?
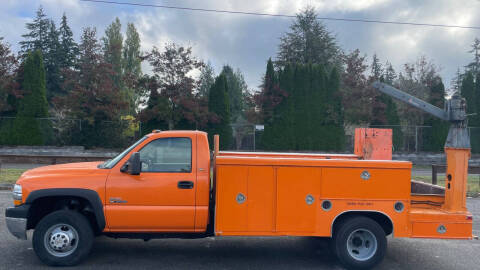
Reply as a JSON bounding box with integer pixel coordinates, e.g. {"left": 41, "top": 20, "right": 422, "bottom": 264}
{"left": 2, "top": 0, "right": 480, "bottom": 92}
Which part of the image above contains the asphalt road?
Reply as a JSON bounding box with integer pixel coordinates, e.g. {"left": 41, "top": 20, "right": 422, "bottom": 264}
{"left": 1, "top": 191, "right": 480, "bottom": 270}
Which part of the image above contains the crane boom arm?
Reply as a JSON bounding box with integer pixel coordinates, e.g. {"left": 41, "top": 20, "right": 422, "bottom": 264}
{"left": 372, "top": 81, "right": 449, "bottom": 121}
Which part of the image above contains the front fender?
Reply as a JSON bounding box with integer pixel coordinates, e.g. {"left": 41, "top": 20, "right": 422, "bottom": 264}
{"left": 25, "top": 188, "right": 105, "bottom": 230}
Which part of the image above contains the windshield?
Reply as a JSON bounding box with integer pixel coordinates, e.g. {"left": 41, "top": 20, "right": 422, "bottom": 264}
{"left": 99, "top": 136, "right": 148, "bottom": 169}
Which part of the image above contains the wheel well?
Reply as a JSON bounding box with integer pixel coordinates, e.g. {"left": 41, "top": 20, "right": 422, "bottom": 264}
{"left": 332, "top": 211, "right": 393, "bottom": 236}
{"left": 27, "top": 196, "right": 100, "bottom": 234}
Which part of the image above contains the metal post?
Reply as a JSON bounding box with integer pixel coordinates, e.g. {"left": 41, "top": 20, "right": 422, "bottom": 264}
{"left": 415, "top": 126, "right": 418, "bottom": 153}
{"left": 253, "top": 125, "right": 256, "bottom": 152}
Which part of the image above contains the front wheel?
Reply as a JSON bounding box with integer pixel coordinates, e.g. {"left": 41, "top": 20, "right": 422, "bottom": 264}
{"left": 333, "top": 216, "right": 387, "bottom": 270}
{"left": 32, "top": 210, "right": 94, "bottom": 266}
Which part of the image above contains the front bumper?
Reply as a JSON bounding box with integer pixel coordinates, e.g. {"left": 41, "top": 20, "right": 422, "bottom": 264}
{"left": 5, "top": 205, "right": 30, "bottom": 240}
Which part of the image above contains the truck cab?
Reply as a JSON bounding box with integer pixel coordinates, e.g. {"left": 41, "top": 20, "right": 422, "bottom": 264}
{"left": 6, "top": 131, "right": 211, "bottom": 265}
{"left": 102, "top": 130, "right": 211, "bottom": 233}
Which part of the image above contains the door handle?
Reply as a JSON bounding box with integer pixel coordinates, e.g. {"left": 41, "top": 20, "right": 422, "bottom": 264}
{"left": 178, "top": 181, "right": 194, "bottom": 189}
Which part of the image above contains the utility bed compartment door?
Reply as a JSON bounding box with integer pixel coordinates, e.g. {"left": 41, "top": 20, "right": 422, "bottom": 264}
{"left": 276, "top": 167, "right": 321, "bottom": 232}
{"left": 215, "top": 166, "right": 275, "bottom": 233}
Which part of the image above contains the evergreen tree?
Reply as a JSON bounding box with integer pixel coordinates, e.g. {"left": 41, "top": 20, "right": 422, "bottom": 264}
{"left": 384, "top": 95, "right": 403, "bottom": 150}
{"left": 262, "top": 63, "right": 344, "bottom": 151}
{"left": 451, "top": 68, "right": 463, "bottom": 92}
{"left": 122, "top": 22, "right": 142, "bottom": 113}
{"left": 325, "top": 67, "right": 345, "bottom": 150}
{"left": 377, "top": 61, "right": 403, "bottom": 149}
{"left": 271, "top": 64, "right": 296, "bottom": 150}
{"left": 260, "top": 58, "right": 285, "bottom": 150}
{"left": 208, "top": 74, "right": 232, "bottom": 149}
{"left": 341, "top": 49, "right": 372, "bottom": 124}
{"left": 466, "top": 38, "right": 480, "bottom": 73}
{"left": 473, "top": 72, "right": 480, "bottom": 153}
{"left": 460, "top": 72, "right": 478, "bottom": 152}
{"left": 422, "top": 77, "right": 448, "bottom": 151}
{"left": 58, "top": 13, "right": 78, "bottom": 70}
{"left": 0, "top": 37, "right": 19, "bottom": 117}
{"left": 370, "top": 54, "right": 389, "bottom": 126}
{"left": 306, "top": 64, "right": 326, "bottom": 150}
{"left": 20, "top": 7, "right": 66, "bottom": 103}
{"left": 13, "top": 51, "right": 49, "bottom": 145}
{"left": 0, "top": 38, "right": 20, "bottom": 145}
{"left": 44, "top": 19, "right": 62, "bottom": 101}
{"left": 19, "top": 6, "right": 49, "bottom": 56}
{"left": 261, "top": 58, "right": 284, "bottom": 122}
{"left": 198, "top": 62, "right": 215, "bottom": 98}
{"left": 103, "top": 18, "right": 123, "bottom": 88}
{"left": 293, "top": 64, "right": 310, "bottom": 150}
{"left": 276, "top": 7, "right": 340, "bottom": 69}
{"left": 475, "top": 72, "right": 480, "bottom": 127}
{"left": 384, "top": 62, "right": 396, "bottom": 84}
{"left": 234, "top": 68, "right": 249, "bottom": 112}
{"left": 371, "top": 54, "right": 383, "bottom": 80}
{"left": 461, "top": 72, "right": 476, "bottom": 116}
{"left": 123, "top": 23, "right": 141, "bottom": 77}
{"left": 460, "top": 72, "right": 480, "bottom": 152}
{"left": 220, "top": 65, "right": 245, "bottom": 122}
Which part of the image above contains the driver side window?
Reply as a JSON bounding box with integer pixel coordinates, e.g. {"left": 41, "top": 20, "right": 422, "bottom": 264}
{"left": 139, "top": 137, "right": 192, "bottom": 173}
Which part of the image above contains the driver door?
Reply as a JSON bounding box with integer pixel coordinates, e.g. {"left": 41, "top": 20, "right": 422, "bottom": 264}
{"left": 105, "top": 136, "right": 196, "bottom": 232}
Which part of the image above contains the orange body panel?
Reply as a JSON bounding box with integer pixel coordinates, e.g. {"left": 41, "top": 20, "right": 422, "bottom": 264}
{"left": 443, "top": 148, "right": 470, "bottom": 212}
{"left": 409, "top": 208, "right": 472, "bottom": 239}
{"left": 276, "top": 167, "right": 321, "bottom": 232}
{"left": 17, "top": 161, "right": 109, "bottom": 211}
{"left": 354, "top": 128, "right": 392, "bottom": 160}
{"left": 106, "top": 206, "right": 195, "bottom": 231}
{"left": 321, "top": 167, "right": 411, "bottom": 199}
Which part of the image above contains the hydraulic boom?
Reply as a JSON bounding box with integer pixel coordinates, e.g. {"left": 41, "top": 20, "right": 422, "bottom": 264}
{"left": 372, "top": 81, "right": 470, "bottom": 212}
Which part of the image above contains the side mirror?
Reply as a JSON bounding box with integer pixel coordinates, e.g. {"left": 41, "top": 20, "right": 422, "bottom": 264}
{"left": 120, "top": 152, "right": 141, "bottom": 175}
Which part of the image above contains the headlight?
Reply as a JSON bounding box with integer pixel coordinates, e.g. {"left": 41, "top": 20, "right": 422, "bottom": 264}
{"left": 12, "top": 184, "right": 22, "bottom": 201}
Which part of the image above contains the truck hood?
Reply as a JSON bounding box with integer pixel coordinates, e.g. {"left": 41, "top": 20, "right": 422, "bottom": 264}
{"left": 20, "top": 161, "right": 107, "bottom": 180}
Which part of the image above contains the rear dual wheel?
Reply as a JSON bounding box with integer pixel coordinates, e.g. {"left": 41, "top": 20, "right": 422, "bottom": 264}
{"left": 332, "top": 216, "right": 387, "bottom": 270}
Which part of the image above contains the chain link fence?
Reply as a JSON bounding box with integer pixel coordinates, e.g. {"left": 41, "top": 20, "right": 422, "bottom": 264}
{"left": 0, "top": 117, "right": 142, "bottom": 150}
{"left": 232, "top": 124, "right": 480, "bottom": 153}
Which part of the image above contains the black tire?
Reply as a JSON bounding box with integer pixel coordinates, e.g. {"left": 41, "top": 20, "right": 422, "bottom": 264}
{"left": 32, "top": 210, "right": 94, "bottom": 266}
{"left": 333, "top": 216, "right": 387, "bottom": 270}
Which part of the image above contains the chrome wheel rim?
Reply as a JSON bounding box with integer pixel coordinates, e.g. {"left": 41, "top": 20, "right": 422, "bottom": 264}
{"left": 346, "top": 229, "right": 378, "bottom": 261}
{"left": 44, "top": 224, "right": 79, "bottom": 257}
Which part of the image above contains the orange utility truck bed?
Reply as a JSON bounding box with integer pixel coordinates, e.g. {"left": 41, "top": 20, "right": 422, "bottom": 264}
{"left": 215, "top": 155, "right": 412, "bottom": 237}
{"left": 213, "top": 131, "right": 472, "bottom": 240}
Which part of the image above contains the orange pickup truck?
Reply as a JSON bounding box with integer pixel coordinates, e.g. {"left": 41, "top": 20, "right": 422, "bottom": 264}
{"left": 5, "top": 129, "right": 473, "bottom": 269}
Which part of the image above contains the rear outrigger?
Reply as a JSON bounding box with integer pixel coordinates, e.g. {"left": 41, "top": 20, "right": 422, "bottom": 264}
{"left": 4, "top": 82, "right": 473, "bottom": 269}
